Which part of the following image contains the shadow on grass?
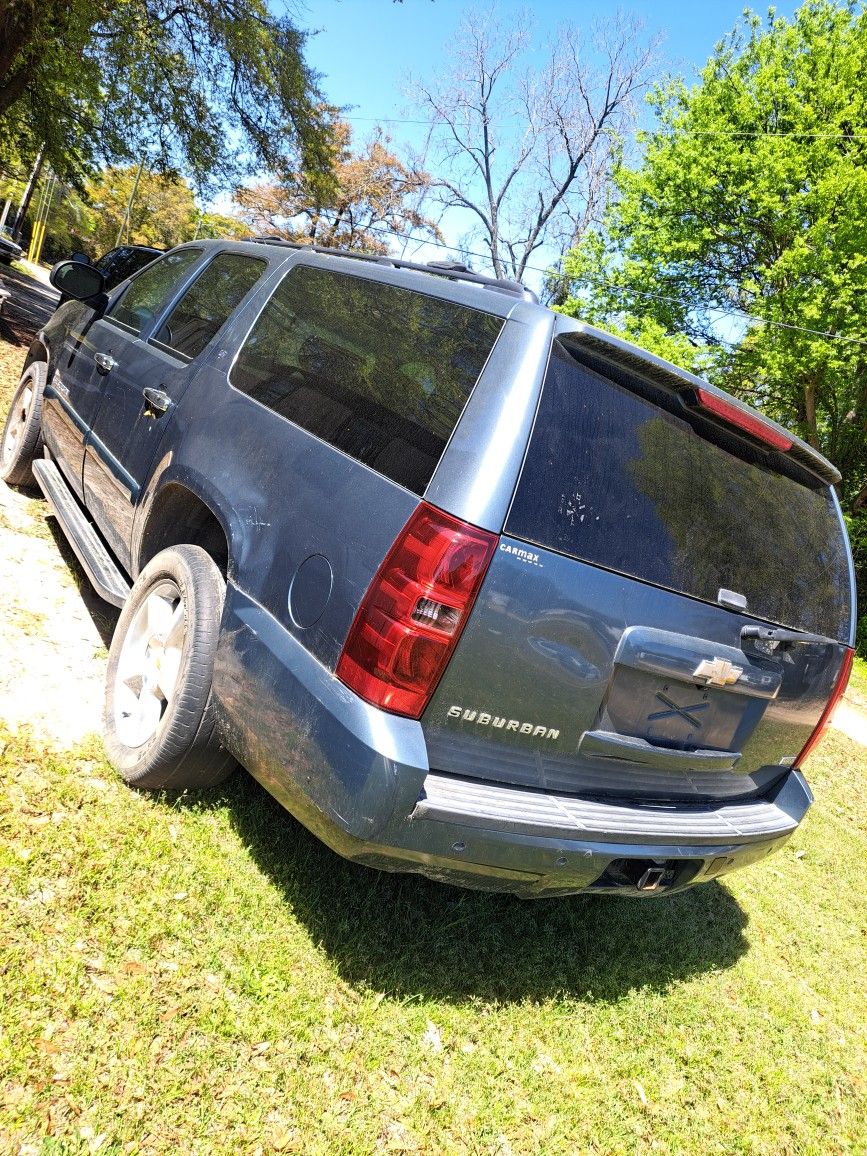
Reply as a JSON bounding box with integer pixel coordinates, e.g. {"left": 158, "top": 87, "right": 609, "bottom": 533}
{"left": 195, "top": 770, "right": 750, "bottom": 1005}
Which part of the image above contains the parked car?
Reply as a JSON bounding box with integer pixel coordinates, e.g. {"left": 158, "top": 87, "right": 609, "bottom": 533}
{"left": 56, "top": 244, "right": 163, "bottom": 304}
{"left": 0, "top": 240, "right": 855, "bottom": 897}
{"left": 0, "top": 226, "right": 23, "bottom": 264}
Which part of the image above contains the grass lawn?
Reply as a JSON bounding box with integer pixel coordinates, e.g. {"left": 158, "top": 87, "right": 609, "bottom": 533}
{"left": 1, "top": 723, "right": 865, "bottom": 1155}
{"left": 847, "top": 655, "right": 867, "bottom": 709}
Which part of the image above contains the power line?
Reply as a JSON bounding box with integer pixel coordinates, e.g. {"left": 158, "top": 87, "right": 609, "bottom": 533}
{"left": 342, "top": 114, "right": 867, "bottom": 141}
{"left": 362, "top": 223, "right": 867, "bottom": 347}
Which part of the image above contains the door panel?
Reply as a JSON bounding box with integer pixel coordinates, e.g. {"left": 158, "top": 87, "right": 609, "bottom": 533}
{"left": 81, "top": 319, "right": 193, "bottom": 569}
{"left": 41, "top": 304, "right": 107, "bottom": 501}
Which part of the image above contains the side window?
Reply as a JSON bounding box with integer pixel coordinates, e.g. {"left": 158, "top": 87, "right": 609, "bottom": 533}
{"left": 231, "top": 265, "right": 504, "bottom": 494}
{"left": 152, "top": 253, "right": 267, "bottom": 361}
{"left": 98, "top": 247, "right": 161, "bottom": 289}
{"left": 107, "top": 249, "right": 202, "bottom": 336}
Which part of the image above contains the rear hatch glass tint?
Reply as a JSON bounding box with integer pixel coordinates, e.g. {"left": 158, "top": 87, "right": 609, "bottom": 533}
{"left": 506, "top": 338, "right": 851, "bottom": 641}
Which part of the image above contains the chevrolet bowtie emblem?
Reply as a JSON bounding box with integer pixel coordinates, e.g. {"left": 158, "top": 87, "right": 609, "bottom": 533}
{"left": 692, "top": 657, "right": 744, "bottom": 687}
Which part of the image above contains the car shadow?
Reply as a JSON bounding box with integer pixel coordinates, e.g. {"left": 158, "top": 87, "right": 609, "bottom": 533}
{"left": 189, "top": 770, "right": 751, "bottom": 1005}
{"left": 44, "top": 513, "right": 119, "bottom": 646}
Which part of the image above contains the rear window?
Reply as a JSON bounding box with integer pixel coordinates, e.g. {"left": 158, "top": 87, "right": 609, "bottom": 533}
{"left": 230, "top": 265, "right": 504, "bottom": 494}
{"left": 506, "top": 338, "right": 851, "bottom": 640}
{"left": 97, "top": 246, "right": 161, "bottom": 289}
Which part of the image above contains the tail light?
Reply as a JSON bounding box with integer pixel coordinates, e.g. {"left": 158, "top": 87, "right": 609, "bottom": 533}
{"left": 336, "top": 503, "right": 498, "bottom": 718}
{"left": 692, "top": 387, "right": 794, "bottom": 451}
{"left": 794, "top": 648, "right": 854, "bottom": 767}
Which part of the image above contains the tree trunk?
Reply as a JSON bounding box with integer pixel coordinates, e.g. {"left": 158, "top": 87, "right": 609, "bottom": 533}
{"left": 10, "top": 144, "right": 45, "bottom": 241}
{"left": 803, "top": 382, "right": 820, "bottom": 450}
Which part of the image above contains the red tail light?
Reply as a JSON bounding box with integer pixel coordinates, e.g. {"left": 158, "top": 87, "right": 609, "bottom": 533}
{"left": 693, "top": 387, "right": 794, "bottom": 451}
{"left": 795, "top": 648, "right": 854, "bottom": 767}
{"left": 336, "top": 503, "right": 498, "bottom": 718}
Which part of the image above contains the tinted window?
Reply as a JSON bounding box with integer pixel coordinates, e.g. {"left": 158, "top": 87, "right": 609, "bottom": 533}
{"left": 506, "top": 339, "right": 850, "bottom": 640}
{"left": 97, "top": 246, "right": 162, "bottom": 289}
{"left": 231, "top": 265, "right": 503, "bottom": 493}
{"left": 107, "top": 249, "right": 202, "bottom": 335}
{"left": 152, "top": 253, "right": 266, "bottom": 361}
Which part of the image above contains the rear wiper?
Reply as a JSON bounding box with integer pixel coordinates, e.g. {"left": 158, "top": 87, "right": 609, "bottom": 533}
{"left": 741, "top": 625, "right": 837, "bottom": 647}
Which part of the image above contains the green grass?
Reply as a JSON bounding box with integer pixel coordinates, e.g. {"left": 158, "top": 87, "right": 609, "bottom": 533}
{"left": 847, "top": 655, "right": 867, "bottom": 708}
{"left": 1, "top": 726, "right": 866, "bottom": 1154}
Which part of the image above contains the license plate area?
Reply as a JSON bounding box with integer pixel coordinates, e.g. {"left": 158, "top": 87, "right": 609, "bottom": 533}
{"left": 597, "top": 626, "right": 782, "bottom": 767}
{"left": 605, "top": 665, "right": 745, "bottom": 753}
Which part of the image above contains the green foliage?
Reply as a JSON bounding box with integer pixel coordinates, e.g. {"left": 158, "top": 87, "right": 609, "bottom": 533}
{"left": 844, "top": 511, "right": 867, "bottom": 655}
{"left": 20, "top": 166, "right": 250, "bottom": 263}
{"left": 0, "top": 0, "right": 336, "bottom": 191}
{"left": 84, "top": 167, "right": 198, "bottom": 252}
{"left": 558, "top": 0, "right": 867, "bottom": 502}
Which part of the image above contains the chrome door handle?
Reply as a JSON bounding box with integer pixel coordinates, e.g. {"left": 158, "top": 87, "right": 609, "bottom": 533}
{"left": 94, "top": 352, "right": 117, "bottom": 375}
{"left": 142, "top": 386, "right": 173, "bottom": 414}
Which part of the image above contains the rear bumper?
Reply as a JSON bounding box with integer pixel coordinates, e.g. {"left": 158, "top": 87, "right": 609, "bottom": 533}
{"left": 214, "top": 587, "right": 811, "bottom": 898}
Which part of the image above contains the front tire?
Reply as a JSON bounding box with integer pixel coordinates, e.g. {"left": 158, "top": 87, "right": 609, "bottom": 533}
{"left": 1, "top": 361, "right": 46, "bottom": 486}
{"left": 104, "top": 544, "right": 235, "bottom": 789}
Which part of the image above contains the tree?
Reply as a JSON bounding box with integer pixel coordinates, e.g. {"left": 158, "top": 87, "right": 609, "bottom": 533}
{"left": 409, "top": 8, "right": 657, "bottom": 284}
{"left": 17, "top": 165, "right": 250, "bottom": 263}
{"left": 0, "top": 0, "right": 336, "bottom": 191}
{"left": 234, "top": 121, "right": 439, "bottom": 253}
{"left": 556, "top": 0, "right": 867, "bottom": 644}
{"left": 84, "top": 167, "right": 200, "bottom": 253}
{"left": 557, "top": 1, "right": 867, "bottom": 494}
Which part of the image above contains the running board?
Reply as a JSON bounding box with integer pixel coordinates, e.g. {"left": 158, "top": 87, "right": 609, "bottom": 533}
{"left": 32, "top": 458, "right": 130, "bottom": 607}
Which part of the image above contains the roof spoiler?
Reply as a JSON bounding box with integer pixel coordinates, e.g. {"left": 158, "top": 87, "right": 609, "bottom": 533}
{"left": 557, "top": 320, "right": 841, "bottom": 487}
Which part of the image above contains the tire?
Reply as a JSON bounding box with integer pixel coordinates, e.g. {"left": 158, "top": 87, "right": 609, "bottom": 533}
{"left": 1, "top": 361, "right": 46, "bottom": 486}
{"left": 104, "top": 544, "right": 235, "bottom": 790}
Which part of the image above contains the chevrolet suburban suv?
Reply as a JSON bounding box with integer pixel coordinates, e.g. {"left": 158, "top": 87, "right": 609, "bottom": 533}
{"left": 0, "top": 240, "right": 855, "bottom": 896}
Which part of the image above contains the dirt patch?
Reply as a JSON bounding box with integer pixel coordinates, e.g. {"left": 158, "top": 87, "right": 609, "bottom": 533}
{"left": 0, "top": 479, "right": 117, "bottom": 743}
{"left": 0, "top": 282, "right": 116, "bottom": 747}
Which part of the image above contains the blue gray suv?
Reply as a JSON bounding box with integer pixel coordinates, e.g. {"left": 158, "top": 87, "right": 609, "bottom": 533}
{"left": 0, "top": 240, "right": 856, "bottom": 896}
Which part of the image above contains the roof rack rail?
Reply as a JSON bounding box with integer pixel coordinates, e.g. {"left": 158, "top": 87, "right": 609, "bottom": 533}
{"left": 248, "top": 237, "right": 538, "bottom": 303}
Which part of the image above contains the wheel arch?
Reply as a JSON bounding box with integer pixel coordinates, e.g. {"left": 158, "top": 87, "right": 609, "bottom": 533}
{"left": 22, "top": 338, "right": 49, "bottom": 375}
{"left": 135, "top": 480, "right": 232, "bottom": 581}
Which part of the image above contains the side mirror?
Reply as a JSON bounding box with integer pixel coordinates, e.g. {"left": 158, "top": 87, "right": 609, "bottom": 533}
{"left": 50, "top": 260, "right": 105, "bottom": 300}
{"left": 70, "top": 251, "right": 91, "bottom": 264}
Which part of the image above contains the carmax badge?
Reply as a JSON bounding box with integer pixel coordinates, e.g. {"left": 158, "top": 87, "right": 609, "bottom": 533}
{"left": 692, "top": 657, "right": 744, "bottom": 687}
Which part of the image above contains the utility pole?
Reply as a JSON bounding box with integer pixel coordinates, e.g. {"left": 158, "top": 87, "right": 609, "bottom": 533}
{"left": 27, "top": 171, "right": 57, "bottom": 264}
{"left": 116, "top": 160, "right": 146, "bottom": 247}
{"left": 10, "top": 144, "right": 45, "bottom": 242}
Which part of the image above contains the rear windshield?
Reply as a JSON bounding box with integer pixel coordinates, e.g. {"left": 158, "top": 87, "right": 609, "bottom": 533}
{"left": 506, "top": 338, "right": 851, "bottom": 640}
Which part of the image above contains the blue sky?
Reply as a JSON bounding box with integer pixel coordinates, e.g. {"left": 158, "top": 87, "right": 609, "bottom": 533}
{"left": 298, "top": 0, "right": 799, "bottom": 118}
{"left": 288, "top": 0, "right": 802, "bottom": 286}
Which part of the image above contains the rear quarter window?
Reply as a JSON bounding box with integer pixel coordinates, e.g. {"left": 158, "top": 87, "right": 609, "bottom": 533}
{"left": 506, "top": 338, "right": 851, "bottom": 640}
{"left": 230, "top": 264, "right": 504, "bottom": 494}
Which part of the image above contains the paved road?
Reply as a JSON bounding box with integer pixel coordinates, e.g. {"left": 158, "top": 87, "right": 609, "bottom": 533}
{"left": 0, "top": 263, "right": 59, "bottom": 342}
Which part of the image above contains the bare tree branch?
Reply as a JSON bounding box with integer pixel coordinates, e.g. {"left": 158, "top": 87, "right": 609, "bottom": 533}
{"left": 408, "top": 6, "right": 658, "bottom": 286}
